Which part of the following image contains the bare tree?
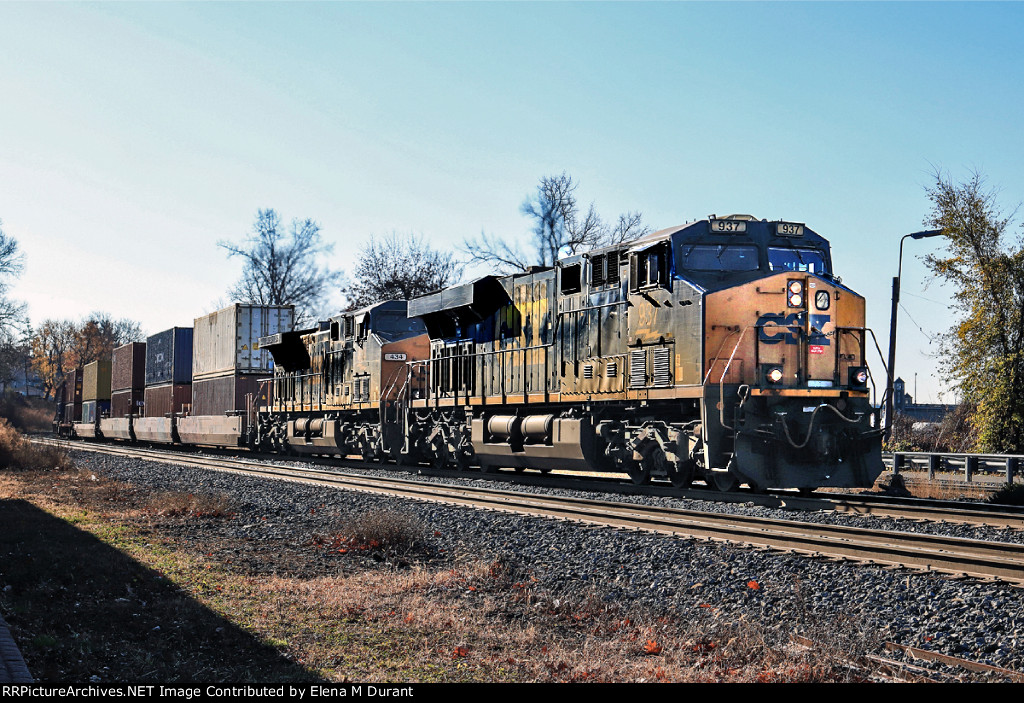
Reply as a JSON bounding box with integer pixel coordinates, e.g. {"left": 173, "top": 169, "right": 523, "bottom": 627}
{"left": 0, "top": 219, "right": 29, "bottom": 387}
{"left": 342, "top": 232, "right": 462, "bottom": 310}
{"left": 463, "top": 173, "right": 651, "bottom": 274}
{"left": 220, "top": 209, "right": 343, "bottom": 324}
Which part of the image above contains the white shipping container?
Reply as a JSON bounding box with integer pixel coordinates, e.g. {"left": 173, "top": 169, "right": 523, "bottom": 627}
{"left": 192, "top": 304, "right": 295, "bottom": 380}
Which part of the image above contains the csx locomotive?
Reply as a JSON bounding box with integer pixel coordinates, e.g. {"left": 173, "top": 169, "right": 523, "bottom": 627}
{"left": 260, "top": 215, "right": 883, "bottom": 491}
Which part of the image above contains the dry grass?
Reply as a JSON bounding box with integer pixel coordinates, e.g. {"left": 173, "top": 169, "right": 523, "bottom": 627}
{"left": 0, "top": 465, "right": 893, "bottom": 682}
{"left": 145, "top": 491, "right": 236, "bottom": 518}
{"left": 320, "top": 508, "right": 428, "bottom": 556}
{"left": 0, "top": 393, "right": 57, "bottom": 433}
{"left": 0, "top": 419, "right": 72, "bottom": 471}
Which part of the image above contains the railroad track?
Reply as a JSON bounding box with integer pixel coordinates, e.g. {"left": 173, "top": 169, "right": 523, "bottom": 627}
{"left": 46, "top": 438, "right": 1024, "bottom": 586}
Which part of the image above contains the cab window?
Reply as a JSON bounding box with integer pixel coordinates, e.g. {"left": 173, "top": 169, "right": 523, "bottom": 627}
{"left": 768, "top": 247, "right": 828, "bottom": 274}
{"left": 679, "top": 244, "right": 759, "bottom": 272}
{"left": 630, "top": 243, "right": 670, "bottom": 291}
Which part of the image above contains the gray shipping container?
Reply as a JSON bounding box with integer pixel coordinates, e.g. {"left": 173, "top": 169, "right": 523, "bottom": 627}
{"left": 192, "top": 304, "right": 294, "bottom": 381}
{"left": 146, "top": 327, "right": 193, "bottom": 386}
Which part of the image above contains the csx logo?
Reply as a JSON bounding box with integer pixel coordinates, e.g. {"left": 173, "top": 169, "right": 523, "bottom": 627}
{"left": 757, "top": 313, "right": 831, "bottom": 345}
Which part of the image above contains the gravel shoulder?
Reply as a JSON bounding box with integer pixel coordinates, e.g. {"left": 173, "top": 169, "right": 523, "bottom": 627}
{"left": 66, "top": 448, "right": 1024, "bottom": 677}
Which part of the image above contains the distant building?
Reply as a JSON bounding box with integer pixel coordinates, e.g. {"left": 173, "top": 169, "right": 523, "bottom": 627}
{"left": 893, "top": 377, "right": 957, "bottom": 423}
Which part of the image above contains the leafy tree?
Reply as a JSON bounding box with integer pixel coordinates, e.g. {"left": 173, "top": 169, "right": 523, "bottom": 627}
{"left": 342, "top": 233, "right": 462, "bottom": 310}
{"left": 29, "top": 319, "right": 76, "bottom": 399}
{"left": 923, "top": 169, "right": 1024, "bottom": 452}
{"left": 30, "top": 314, "right": 143, "bottom": 400}
{"left": 220, "top": 209, "right": 343, "bottom": 324}
{"left": 463, "top": 172, "right": 650, "bottom": 274}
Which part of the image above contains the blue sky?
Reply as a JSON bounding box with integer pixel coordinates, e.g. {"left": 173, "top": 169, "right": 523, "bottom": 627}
{"left": 2, "top": 2, "right": 1022, "bottom": 403}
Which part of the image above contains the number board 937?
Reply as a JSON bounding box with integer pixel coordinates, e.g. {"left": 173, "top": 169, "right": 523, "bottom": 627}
{"left": 709, "top": 220, "right": 747, "bottom": 234}
{"left": 776, "top": 222, "right": 805, "bottom": 237}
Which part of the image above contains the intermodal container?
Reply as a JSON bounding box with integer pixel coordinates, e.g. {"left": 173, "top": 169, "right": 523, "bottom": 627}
{"left": 112, "top": 342, "right": 147, "bottom": 392}
{"left": 191, "top": 373, "right": 271, "bottom": 417}
{"left": 192, "top": 304, "right": 294, "bottom": 381}
{"left": 146, "top": 327, "right": 193, "bottom": 386}
{"left": 143, "top": 383, "right": 192, "bottom": 417}
{"left": 64, "top": 368, "right": 83, "bottom": 405}
{"left": 110, "top": 388, "right": 145, "bottom": 417}
{"left": 64, "top": 401, "right": 81, "bottom": 423}
{"left": 81, "top": 400, "right": 110, "bottom": 424}
{"left": 82, "top": 360, "right": 112, "bottom": 402}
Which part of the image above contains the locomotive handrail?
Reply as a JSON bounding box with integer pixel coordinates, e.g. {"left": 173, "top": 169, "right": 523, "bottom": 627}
{"left": 711, "top": 325, "right": 754, "bottom": 431}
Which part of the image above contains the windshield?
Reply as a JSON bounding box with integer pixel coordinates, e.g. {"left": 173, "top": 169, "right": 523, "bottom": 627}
{"left": 374, "top": 312, "right": 426, "bottom": 340}
{"left": 679, "top": 244, "right": 760, "bottom": 272}
{"left": 768, "top": 247, "right": 829, "bottom": 274}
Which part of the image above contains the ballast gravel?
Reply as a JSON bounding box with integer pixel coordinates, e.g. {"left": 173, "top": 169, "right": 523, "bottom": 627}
{"left": 71, "top": 449, "right": 1024, "bottom": 677}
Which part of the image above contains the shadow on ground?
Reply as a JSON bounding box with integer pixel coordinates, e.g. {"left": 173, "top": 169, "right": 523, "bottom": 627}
{"left": 0, "top": 498, "right": 324, "bottom": 683}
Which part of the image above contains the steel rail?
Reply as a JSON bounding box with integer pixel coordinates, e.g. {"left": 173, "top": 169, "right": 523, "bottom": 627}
{"left": 773, "top": 493, "right": 1024, "bottom": 530}
{"left": 48, "top": 439, "right": 1024, "bottom": 586}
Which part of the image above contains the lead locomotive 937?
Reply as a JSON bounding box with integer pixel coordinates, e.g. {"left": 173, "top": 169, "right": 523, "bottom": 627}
{"left": 261, "top": 215, "right": 883, "bottom": 492}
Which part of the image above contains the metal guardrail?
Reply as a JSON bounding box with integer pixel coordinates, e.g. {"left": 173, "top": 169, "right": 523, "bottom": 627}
{"left": 883, "top": 451, "right": 1022, "bottom": 484}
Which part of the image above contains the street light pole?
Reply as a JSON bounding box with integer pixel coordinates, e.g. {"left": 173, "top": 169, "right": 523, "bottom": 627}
{"left": 884, "top": 229, "right": 944, "bottom": 439}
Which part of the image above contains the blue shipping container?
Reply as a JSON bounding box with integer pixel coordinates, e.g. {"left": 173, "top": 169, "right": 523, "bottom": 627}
{"left": 145, "top": 327, "right": 194, "bottom": 386}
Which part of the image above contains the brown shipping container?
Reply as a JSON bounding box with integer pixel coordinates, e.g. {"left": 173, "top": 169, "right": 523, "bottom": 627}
{"left": 144, "top": 383, "right": 192, "bottom": 417}
{"left": 191, "top": 374, "right": 270, "bottom": 417}
{"left": 112, "top": 342, "right": 147, "bottom": 392}
{"left": 110, "top": 388, "right": 145, "bottom": 417}
{"left": 82, "top": 360, "right": 112, "bottom": 402}
{"left": 64, "top": 369, "right": 83, "bottom": 405}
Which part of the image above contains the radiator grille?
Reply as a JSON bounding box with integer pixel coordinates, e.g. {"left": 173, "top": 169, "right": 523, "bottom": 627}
{"left": 629, "top": 350, "right": 647, "bottom": 388}
{"left": 607, "top": 361, "right": 618, "bottom": 378}
{"left": 652, "top": 347, "right": 672, "bottom": 387}
{"left": 583, "top": 364, "right": 594, "bottom": 379}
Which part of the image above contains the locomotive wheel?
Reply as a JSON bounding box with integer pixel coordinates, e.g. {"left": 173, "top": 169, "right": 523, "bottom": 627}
{"left": 431, "top": 444, "right": 449, "bottom": 470}
{"left": 389, "top": 442, "right": 413, "bottom": 466}
{"left": 625, "top": 459, "right": 651, "bottom": 486}
{"left": 667, "top": 458, "right": 696, "bottom": 488}
{"left": 710, "top": 471, "right": 739, "bottom": 492}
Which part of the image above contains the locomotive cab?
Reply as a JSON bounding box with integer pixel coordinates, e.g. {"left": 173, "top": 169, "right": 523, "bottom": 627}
{"left": 259, "top": 300, "right": 429, "bottom": 459}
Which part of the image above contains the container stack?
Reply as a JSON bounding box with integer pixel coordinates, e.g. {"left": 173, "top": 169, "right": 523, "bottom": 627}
{"left": 191, "top": 304, "right": 293, "bottom": 416}
{"left": 144, "top": 327, "right": 193, "bottom": 417}
{"left": 81, "top": 360, "right": 112, "bottom": 423}
{"left": 110, "top": 342, "right": 146, "bottom": 417}
{"left": 63, "top": 368, "right": 83, "bottom": 423}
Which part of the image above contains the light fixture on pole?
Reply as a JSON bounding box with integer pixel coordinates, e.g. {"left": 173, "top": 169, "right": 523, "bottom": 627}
{"left": 884, "top": 229, "right": 944, "bottom": 438}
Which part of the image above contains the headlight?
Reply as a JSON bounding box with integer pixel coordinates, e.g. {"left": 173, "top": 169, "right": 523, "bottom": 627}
{"left": 787, "top": 279, "right": 804, "bottom": 308}
{"left": 848, "top": 367, "right": 869, "bottom": 388}
{"left": 762, "top": 364, "right": 785, "bottom": 385}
